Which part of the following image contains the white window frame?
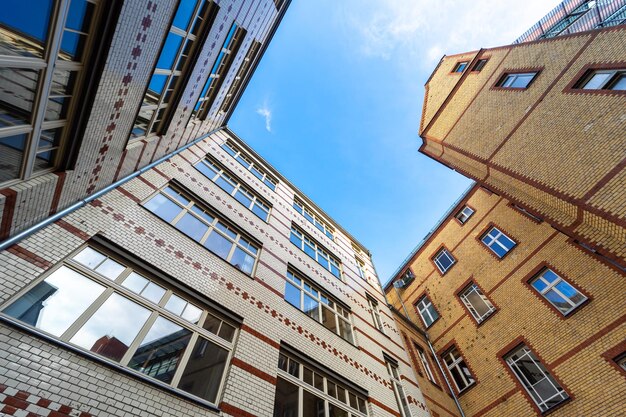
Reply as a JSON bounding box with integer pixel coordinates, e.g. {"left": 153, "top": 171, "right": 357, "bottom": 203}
{"left": 290, "top": 226, "right": 342, "bottom": 279}
{"left": 415, "top": 344, "right": 436, "bottom": 384}
{"left": 386, "top": 359, "right": 412, "bottom": 417}
{"left": 442, "top": 347, "right": 475, "bottom": 393}
{"left": 498, "top": 72, "right": 538, "bottom": 89}
{"left": 355, "top": 257, "right": 366, "bottom": 280}
{"left": 433, "top": 248, "right": 455, "bottom": 274}
{"left": 455, "top": 206, "right": 474, "bottom": 224}
{"left": 220, "top": 140, "right": 278, "bottom": 190}
{"left": 577, "top": 68, "right": 625, "bottom": 91}
{"left": 459, "top": 283, "right": 496, "bottom": 323}
{"left": 415, "top": 295, "right": 438, "bottom": 328}
{"left": 366, "top": 294, "right": 384, "bottom": 333}
{"left": 530, "top": 268, "right": 587, "bottom": 315}
{"left": 481, "top": 227, "right": 516, "bottom": 258}
{"left": 293, "top": 198, "right": 335, "bottom": 240}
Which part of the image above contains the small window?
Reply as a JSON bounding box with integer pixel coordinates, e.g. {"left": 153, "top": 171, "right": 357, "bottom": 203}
{"left": 481, "top": 227, "right": 516, "bottom": 258}
{"left": 530, "top": 268, "right": 587, "bottom": 315}
{"left": 293, "top": 198, "right": 334, "bottom": 240}
{"left": 355, "top": 257, "right": 366, "bottom": 280}
{"left": 415, "top": 295, "right": 439, "bottom": 328}
{"left": 442, "top": 346, "right": 475, "bottom": 393}
{"left": 366, "top": 294, "right": 384, "bottom": 333}
{"left": 615, "top": 353, "right": 626, "bottom": 372}
{"left": 386, "top": 359, "right": 412, "bottom": 417}
{"left": 415, "top": 343, "right": 436, "bottom": 384}
{"left": 459, "top": 283, "right": 496, "bottom": 323}
{"left": 452, "top": 61, "right": 468, "bottom": 73}
{"left": 220, "top": 140, "right": 277, "bottom": 191}
{"left": 496, "top": 72, "right": 538, "bottom": 89}
{"left": 505, "top": 344, "right": 568, "bottom": 412}
{"left": 290, "top": 226, "right": 341, "bottom": 279}
{"left": 455, "top": 206, "right": 474, "bottom": 224}
{"left": 432, "top": 248, "right": 455, "bottom": 274}
{"left": 472, "top": 59, "right": 488, "bottom": 72}
{"left": 575, "top": 69, "right": 626, "bottom": 91}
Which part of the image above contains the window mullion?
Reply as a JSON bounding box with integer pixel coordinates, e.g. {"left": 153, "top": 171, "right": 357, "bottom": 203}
{"left": 119, "top": 311, "right": 160, "bottom": 365}
{"left": 170, "top": 332, "right": 200, "bottom": 387}
{"left": 59, "top": 286, "right": 115, "bottom": 341}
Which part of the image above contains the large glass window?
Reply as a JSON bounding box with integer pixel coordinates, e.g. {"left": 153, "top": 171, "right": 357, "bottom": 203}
{"left": 196, "top": 156, "right": 271, "bottom": 221}
{"left": 386, "top": 359, "right": 412, "bottom": 417}
{"left": 284, "top": 269, "right": 353, "bottom": 343}
{"left": 442, "top": 346, "right": 475, "bottom": 393}
{"left": 221, "top": 139, "right": 278, "bottom": 190}
{"left": 293, "top": 198, "right": 335, "bottom": 240}
{"left": 273, "top": 352, "right": 368, "bottom": 417}
{"left": 0, "top": 0, "right": 99, "bottom": 184}
{"left": 219, "top": 40, "right": 260, "bottom": 113}
{"left": 530, "top": 268, "right": 587, "bottom": 315}
{"left": 415, "top": 295, "right": 439, "bottom": 328}
{"left": 481, "top": 227, "right": 516, "bottom": 258}
{"left": 459, "top": 283, "right": 496, "bottom": 323}
{"left": 144, "top": 185, "right": 259, "bottom": 275}
{"left": 432, "top": 248, "right": 455, "bottom": 274}
{"left": 496, "top": 72, "right": 538, "bottom": 89}
{"left": 130, "top": 0, "right": 218, "bottom": 139}
{"left": 1, "top": 245, "right": 237, "bottom": 404}
{"left": 290, "top": 226, "right": 341, "bottom": 279}
{"left": 505, "top": 344, "right": 569, "bottom": 412}
{"left": 575, "top": 68, "right": 626, "bottom": 91}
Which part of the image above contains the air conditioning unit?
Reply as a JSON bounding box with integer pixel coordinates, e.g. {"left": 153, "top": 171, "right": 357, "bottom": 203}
{"left": 393, "top": 270, "right": 415, "bottom": 288}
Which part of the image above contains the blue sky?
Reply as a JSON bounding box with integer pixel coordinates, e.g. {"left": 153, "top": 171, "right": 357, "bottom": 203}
{"left": 230, "top": 0, "right": 558, "bottom": 285}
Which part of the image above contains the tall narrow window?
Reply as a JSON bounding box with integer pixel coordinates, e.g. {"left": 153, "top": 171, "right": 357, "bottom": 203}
{"left": 131, "top": 1, "right": 219, "bottom": 139}
{"left": 442, "top": 346, "right": 475, "bottom": 393}
{"left": 366, "top": 294, "right": 384, "bottom": 333}
{"left": 355, "top": 257, "right": 366, "bottom": 280}
{"left": 505, "top": 344, "right": 569, "bottom": 412}
{"left": 1, "top": 245, "right": 237, "bottom": 405}
{"left": 221, "top": 139, "right": 278, "bottom": 190}
{"left": 293, "top": 198, "right": 335, "bottom": 240}
{"left": 432, "top": 248, "right": 455, "bottom": 274}
{"left": 0, "top": 0, "right": 100, "bottom": 184}
{"left": 455, "top": 206, "right": 474, "bottom": 224}
{"left": 496, "top": 72, "right": 538, "bottom": 89}
{"left": 481, "top": 227, "right": 516, "bottom": 258}
{"left": 530, "top": 268, "right": 587, "bottom": 315}
{"left": 219, "top": 40, "right": 261, "bottom": 113}
{"left": 290, "top": 226, "right": 341, "bottom": 279}
{"left": 414, "top": 343, "right": 436, "bottom": 384}
{"left": 459, "top": 283, "right": 496, "bottom": 323}
{"left": 415, "top": 295, "right": 439, "bottom": 328}
{"left": 194, "top": 23, "right": 246, "bottom": 119}
{"left": 386, "top": 358, "right": 412, "bottom": 417}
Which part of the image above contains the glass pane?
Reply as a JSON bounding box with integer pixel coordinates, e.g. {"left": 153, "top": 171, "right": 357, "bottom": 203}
{"left": 181, "top": 303, "right": 202, "bottom": 324}
{"left": 304, "top": 243, "right": 316, "bottom": 259}
{"left": 252, "top": 203, "right": 269, "bottom": 221}
{"left": 123, "top": 272, "right": 149, "bottom": 294}
{"left": 59, "top": 30, "right": 88, "bottom": 61}
{"left": 196, "top": 161, "right": 219, "bottom": 179}
{"left": 511, "top": 74, "right": 534, "bottom": 88}
{"left": 289, "top": 232, "right": 302, "bottom": 248}
{"left": 303, "top": 368, "right": 313, "bottom": 385}
{"left": 230, "top": 246, "right": 255, "bottom": 275}
{"left": 191, "top": 205, "right": 214, "bottom": 223}
{"left": 175, "top": 212, "right": 209, "bottom": 241}
{"left": 0, "top": 133, "right": 26, "bottom": 181}
{"left": 303, "top": 390, "right": 326, "bottom": 417}
{"left": 73, "top": 247, "right": 106, "bottom": 269}
{"left": 321, "top": 306, "right": 337, "bottom": 334}
{"left": 0, "top": 67, "right": 39, "bottom": 127}
{"left": 215, "top": 222, "right": 237, "bottom": 239}
{"left": 157, "top": 33, "right": 184, "bottom": 70}
{"left": 3, "top": 266, "right": 105, "bottom": 337}
{"left": 303, "top": 294, "right": 319, "bottom": 321}
{"left": 610, "top": 74, "right": 626, "bottom": 90}
{"left": 177, "top": 337, "right": 229, "bottom": 403}
{"left": 215, "top": 176, "right": 236, "bottom": 194}
{"left": 202, "top": 314, "right": 221, "bottom": 335}
{"left": 284, "top": 281, "right": 301, "bottom": 308}
{"left": 264, "top": 178, "right": 276, "bottom": 190}
{"left": 142, "top": 282, "right": 167, "bottom": 304}
{"left": 218, "top": 322, "right": 235, "bottom": 342}
{"left": 273, "top": 378, "right": 298, "bottom": 417}
{"left": 555, "top": 281, "right": 585, "bottom": 305}
{"left": 165, "top": 294, "right": 187, "bottom": 315}
{"left": 71, "top": 293, "right": 151, "bottom": 362}
{"left": 314, "top": 373, "right": 324, "bottom": 392}
{"left": 545, "top": 290, "right": 572, "bottom": 313}
{"left": 328, "top": 404, "right": 348, "bottom": 417}
{"left": 465, "top": 289, "right": 492, "bottom": 317}
{"left": 234, "top": 190, "right": 252, "bottom": 208}
{"left": 173, "top": 0, "right": 197, "bottom": 30}
{"left": 94, "top": 258, "right": 125, "bottom": 280}
{"left": 50, "top": 69, "right": 76, "bottom": 96}
{"left": 330, "top": 263, "right": 341, "bottom": 278}
{"left": 531, "top": 278, "right": 548, "bottom": 292}
{"left": 287, "top": 359, "right": 299, "bottom": 377}
{"left": 0, "top": 0, "right": 53, "bottom": 57}
{"left": 45, "top": 96, "right": 70, "bottom": 121}
{"left": 144, "top": 193, "right": 183, "bottom": 223}
{"left": 337, "top": 386, "right": 346, "bottom": 403}
{"left": 583, "top": 72, "right": 612, "bottom": 90}
{"left": 66, "top": 0, "right": 95, "bottom": 32}
{"left": 38, "top": 127, "right": 62, "bottom": 151}
{"left": 34, "top": 148, "right": 57, "bottom": 172}
{"left": 128, "top": 316, "right": 192, "bottom": 383}
{"left": 338, "top": 319, "right": 353, "bottom": 343}
{"left": 204, "top": 231, "right": 233, "bottom": 260}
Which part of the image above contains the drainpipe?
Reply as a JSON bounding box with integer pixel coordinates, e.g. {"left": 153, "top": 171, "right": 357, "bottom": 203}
{"left": 393, "top": 285, "right": 410, "bottom": 318}
{"left": 426, "top": 335, "right": 466, "bottom": 417}
{"left": 0, "top": 127, "right": 224, "bottom": 252}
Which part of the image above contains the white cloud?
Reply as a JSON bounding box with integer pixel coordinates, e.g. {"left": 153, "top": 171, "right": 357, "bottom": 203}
{"left": 256, "top": 102, "right": 272, "bottom": 132}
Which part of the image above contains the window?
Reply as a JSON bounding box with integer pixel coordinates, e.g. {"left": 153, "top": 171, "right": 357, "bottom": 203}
{"left": 366, "top": 294, "right": 384, "bottom": 333}
{"left": 415, "top": 295, "right": 439, "bottom": 328}
{"left": 575, "top": 68, "right": 626, "bottom": 91}
{"left": 144, "top": 185, "right": 259, "bottom": 275}
{"left": 219, "top": 40, "right": 261, "bottom": 113}
{"left": 194, "top": 23, "right": 246, "bottom": 119}
{"left": 496, "top": 72, "right": 538, "bottom": 89}
{"left": 355, "top": 257, "right": 366, "bottom": 280}
{"left": 432, "top": 248, "right": 455, "bottom": 274}
{"left": 284, "top": 269, "right": 354, "bottom": 343}
{"left": 442, "top": 346, "right": 475, "bottom": 393}
{"left": 196, "top": 156, "right": 271, "bottom": 221}
{"left": 293, "top": 198, "right": 335, "bottom": 240}
{"left": 273, "top": 351, "right": 368, "bottom": 417}
{"left": 130, "top": 1, "right": 219, "bottom": 139}
{"left": 472, "top": 59, "right": 488, "bottom": 72}
{"left": 615, "top": 353, "right": 626, "bottom": 372}
{"left": 414, "top": 344, "right": 436, "bottom": 384}
{"left": 1, "top": 245, "right": 237, "bottom": 404}
{"left": 290, "top": 226, "right": 341, "bottom": 279}
{"left": 530, "top": 268, "right": 587, "bottom": 315}
{"left": 505, "top": 344, "right": 568, "bottom": 412}
{"left": 0, "top": 0, "right": 100, "bottom": 184}
{"left": 455, "top": 206, "right": 474, "bottom": 224}
{"left": 481, "top": 227, "right": 516, "bottom": 258}
{"left": 386, "top": 359, "right": 412, "bottom": 417}
{"left": 452, "top": 61, "right": 468, "bottom": 73}
{"left": 221, "top": 140, "right": 277, "bottom": 190}
{"left": 459, "top": 283, "right": 496, "bottom": 323}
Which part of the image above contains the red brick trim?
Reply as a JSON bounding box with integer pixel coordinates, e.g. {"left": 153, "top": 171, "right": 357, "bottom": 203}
{"left": 241, "top": 324, "right": 280, "bottom": 349}
{"left": 0, "top": 385, "right": 93, "bottom": 417}
{"left": 580, "top": 155, "right": 626, "bottom": 202}
{"left": 567, "top": 238, "right": 626, "bottom": 276}
{"left": 601, "top": 340, "right": 626, "bottom": 378}
{"left": 562, "top": 61, "right": 626, "bottom": 96}
{"left": 490, "top": 67, "right": 543, "bottom": 91}
{"left": 401, "top": 331, "right": 424, "bottom": 378}
{"left": 55, "top": 219, "right": 90, "bottom": 240}
{"left": 430, "top": 244, "right": 457, "bottom": 276}
{"left": 452, "top": 203, "right": 476, "bottom": 226}
{"left": 521, "top": 262, "right": 592, "bottom": 319}
{"left": 413, "top": 290, "right": 441, "bottom": 329}
{"left": 254, "top": 276, "right": 283, "bottom": 298}
{"left": 137, "top": 174, "right": 157, "bottom": 190}
{"left": 368, "top": 397, "right": 402, "bottom": 417}
{"left": 497, "top": 336, "right": 572, "bottom": 416}
{"left": 454, "top": 276, "right": 498, "bottom": 327}
{"left": 230, "top": 357, "right": 277, "bottom": 385}
{"left": 437, "top": 340, "right": 478, "bottom": 397}
{"left": 6, "top": 245, "right": 52, "bottom": 269}
{"left": 507, "top": 202, "right": 543, "bottom": 224}
{"left": 112, "top": 149, "right": 127, "bottom": 182}
{"left": 0, "top": 188, "right": 17, "bottom": 240}
{"left": 49, "top": 172, "right": 67, "bottom": 215}
{"left": 475, "top": 222, "right": 518, "bottom": 261}
{"left": 116, "top": 186, "right": 141, "bottom": 203}
{"left": 472, "top": 387, "right": 518, "bottom": 417}
{"left": 219, "top": 401, "right": 258, "bottom": 417}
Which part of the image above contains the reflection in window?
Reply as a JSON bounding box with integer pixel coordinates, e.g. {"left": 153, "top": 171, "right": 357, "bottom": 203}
{"left": 442, "top": 346, "right": 475, "bottom": 393}
{"left": 496, "top": 72, "right": 538, "bottom": 89}
{"left": 530, "top": 268, "right": 587, "bottom": 315}
{"left": 293, "top": 198, "right": 335, "bottom": 240}
{"left": 459, "top": 283, "right": 496, "bottom": 323}
{"left": 1, "top": 245, "right": 238, "bottom": 405}
{"left": 432, "top": 248, "right": 455, "bottom": 274}
{"left": 220, "top": 139, "right": 278, "bottom": 190}
{"left": 481, "top": 227, "right": 516, "bottom": 258}
{"left": 290, "top": 226, "right": 341, "bottom": 278}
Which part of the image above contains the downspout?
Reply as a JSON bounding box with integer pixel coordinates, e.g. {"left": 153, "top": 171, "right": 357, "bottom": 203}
{"left": 426, "top": 335, "right": 466, "bottom": 417}
{"left": 393, "top": 285, "right": 410, "bottom": 318}
{"left": 0, "top": 127, "right": 224, "bottom": 251}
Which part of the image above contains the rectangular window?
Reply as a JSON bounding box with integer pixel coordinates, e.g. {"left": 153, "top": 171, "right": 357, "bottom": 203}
{"left": 575, "top": 69, "right": 626, "bottom": 91}
{"left": 414, "top": 343, "right": 436, "bottom": 384}
{"left": 472, "top": 59, "right": 488, "bottom": 72}
{"left": 452, "top": 61, "right": 468, "bottom": 73}
{"left": 481, "top": 227, "right": 516, "bottom": 258}
{"left": 0, "top": 0, "right": 100, "bottom": 184}
{"left": 1, "top": 245, "right": 237, "bottom": 404}
{"left": 530, "top": 268, "right": 587, "bottom": 315}
{"left": 144, "top": 185, "right": 259, "bottom": 275}
{"left": 196, "top": 156, "right": 271, "bottom": 221}
{"left": 131, "top": 1, "right": 219, "bottom": 139}
{"left": 505, "top": 344, "right": 568, "bottom": 412}
{"left": 273, "top": 351, "right": 368, "bottom": 416}
{"left": 284, "top": 269, "right": 354, "bottom": 343}
{"left": 459, "top": 283, "right": 496, "bottom": 323}
{"left": 355, "top": 257, "right": 366, "bottom": 280}
{"left": 290, "top": 226, "right": 341, "bottom": 279}
{"left": 496, "top": 72, "right": 538, "bottom": 89}
{"left": 432, "top": 248, "right": 455, "bottom": 274}
{"left": 386, "top": 359, "right": 412, "bottom": 417}
{"left": 220, "top": 140, "right": 277, "bottom": 190}
{"left": 194, "top": 23, "right": 246, "bottom": 119}
{"left": 219, "top": 40, "right": 261, "bottom": 113}
{"left": 366, "top": 294, "right": 384, "bottom": 333}
{"left": 293, "top": 198, "right": 335, "bottom": 240}
{"left": 455, "top": 206, "right": 474, "bottom": 224}
{"left": 415, "top": 295, "right": 439, "bottom": 328}
{"left": 442, "top": 346, "right": 475, "bottom": 393}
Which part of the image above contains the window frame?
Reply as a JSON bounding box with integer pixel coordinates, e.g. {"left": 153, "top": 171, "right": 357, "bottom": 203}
{"left": 355, "top": 257, "right": 367, "bottom": 281}
{"left": 289, "top": 225, "right": 342, "bottom": 279}
{"left": 493, "top": 70, "right": 541, "bottom": 90}
{"left": 431, "top": 246, "right": 456, "bottom": 275}
{"left": 415, "top": 294, "right": 439, "bottom": 329}
{"left": 441, "top": 344, "right": 476, "bottom": 395}
{"left": 414, "top": 343, "right": 437, "bottom": 385}
{"left": 524, "top": 264, "right": 590, "bottom": 317}
{"left": 385, "top": 357, "right": 413, "bottom": 417}
{"left": 293, "top": 197, "right": 335, "bottom": 241}
{"left": 451, "top": 61, "right": 469, "bottom": 73}
{"left": 457, "top": 281, "right": 497, "bottom": 324}
{"left": 454, "top": 205, "right": 475, "bottom": 225}
{"left": 479, "top": 225, "right": 517, "bottom": 259}
{"left": 471, "top": 58, "right": 488, "bottom": 72}
{"left": 565, "top": 63, "right": 626, "bottom": 96}
{"left": 366, "top": 293, "right": 385, "bottom": 334}
{"left": 220, "top": 139, "right": 278, "bottom": 191}
{"left": 219, "top": 40, "right": 261, "bottom": 114}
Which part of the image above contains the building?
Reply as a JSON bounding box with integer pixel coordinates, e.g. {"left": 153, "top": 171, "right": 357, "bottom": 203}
{"left": 386, "top": 184, "right": 626, "bottom": 417}
{"left": 418, "top": 22, "right": 626, "bottom": 267}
